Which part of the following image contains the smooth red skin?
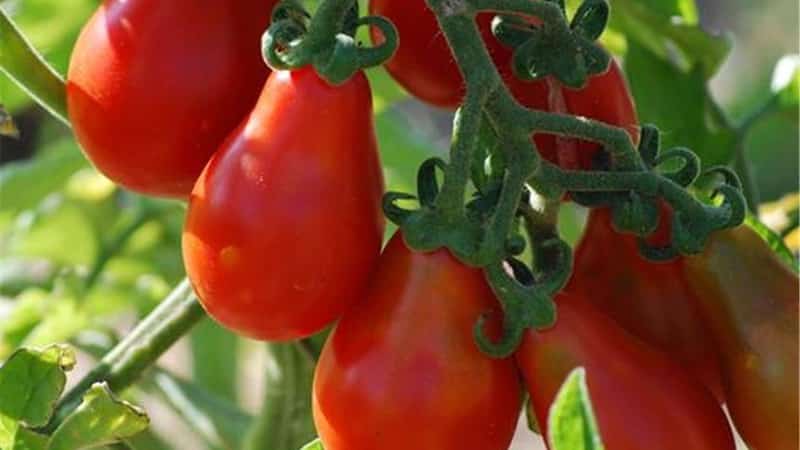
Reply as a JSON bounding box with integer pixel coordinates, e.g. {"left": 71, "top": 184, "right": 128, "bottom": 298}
{"left": 67, "top": 0, "right": 274, "bottom": 198}
{"left": 685, "top": 227, "right": 799, "bottom": 450}
{"left": 183, "top": 68, "right": 384, "bottom": 341}
{"left": 516, "top": 294, "right": 736, "bottom": 450}
{"left": 313, "top": 233, "right": 521, "bottom": 450}
{"left": 566, "top": 206, "right": 725, "bottom": 400}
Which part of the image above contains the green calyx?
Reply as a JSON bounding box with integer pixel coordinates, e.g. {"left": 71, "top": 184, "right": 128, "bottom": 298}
{"left": 262, "top": 0, "right": 398, "bottom": 84}
{"left": 491, "top": 0, "right": 611, "bottom": 88}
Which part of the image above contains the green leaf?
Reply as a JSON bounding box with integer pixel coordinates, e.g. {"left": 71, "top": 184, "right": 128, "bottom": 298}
{"left": 609, "top": 0, "right": 730, "bottom": 77}
{"left": 548, "top": 368, "right": 604, "bottom": 450}
{"left": 0, "top": 7, "right": 68, "bottom": 125}
{"left": 745, "top": 214, "right": 798, "bottom": 273}
{"left": 48, "top": 383, "right": 149, "bottom": 450}
{"left": 625, "top": 43, "right": 737, "bottom": 166}
{"left": 0, "top": 140, "right": 88, "bottom": 214}
{"left": 0, "top": 345, "right": 75, "bottom": 449}
{"left": 771, "top": 54, "right": 800, "bottom": 111}
{"left": 300, "top": 438, "right": 324, "bottom": 450}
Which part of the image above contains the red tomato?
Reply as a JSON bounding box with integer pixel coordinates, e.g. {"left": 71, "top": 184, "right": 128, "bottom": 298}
{"left": 516, "top": 294, "right": 736, "bottom": 450}
{"left": 313, "top": 233, "right": 521, "bottom": 450}
{"left": 67, "top": 0, "right": 275, "bottom": 198}
{"left": 183, "top": 68, "right": 384, "bottom": 341}
{"left": 685, "top": 226, "right": 799, "bottom": 450}
{"left": 566, "top": 206, "right": 725, "bottom": 400}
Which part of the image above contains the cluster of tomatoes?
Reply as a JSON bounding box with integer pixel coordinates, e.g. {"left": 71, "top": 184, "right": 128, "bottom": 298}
{"left": 66, "top": 1, "right": 798, "bottom": 450}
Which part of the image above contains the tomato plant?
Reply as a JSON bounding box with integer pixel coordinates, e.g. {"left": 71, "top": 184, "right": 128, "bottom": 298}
{"left": 0, "top": 0, "right": 797, "bottom": 449}
{"left": 183, "top": 67, "right": 384, "bottom": 341}
{"left": 67, "top": 0, "right": 276, "bottom": 198}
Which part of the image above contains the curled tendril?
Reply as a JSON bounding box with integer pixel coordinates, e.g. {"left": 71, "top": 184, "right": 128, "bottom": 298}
{"left": 638, "top": 124, "right": 661, "bottom": 168}
{"left": 491, "top": 6, "right": 610, "bottom": 88}
{"left": 704, "top": 166, "right": 743, "bottom": 193}
{"left": 417, "top": 158, "right": 447, "bottom": 207}
{"left": 382, "top": 192, "right": 417, "bottom": 225}
{"left": 710, "top": 184, "right": 747, "bottom": 229}
{"left": 262, "top": 11, "right": 398, "bottom": 84}
{"left": 262, "top": 19, "right": 311, "bottom": 70}
{"left": 654, "top": 147, "right": 701, "bottom": 187}
{"left": 570, "top": 0, "right": 610, "bottom": 41}
{"left": 474, "top": 239, "right": 572, "bottom": 358}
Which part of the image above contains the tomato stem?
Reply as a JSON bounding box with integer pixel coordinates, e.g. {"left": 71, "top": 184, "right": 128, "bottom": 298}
{"left": 41, "top": 279, "right": 205, "bottom": 433}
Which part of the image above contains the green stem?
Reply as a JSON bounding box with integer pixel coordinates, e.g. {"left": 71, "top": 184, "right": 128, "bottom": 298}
{"left": 43, "top": 280, "right": 205, "bottom": 432}
{"left": 242, "top": 343, "right": 316, "bottom": 450}
{"left": 436, "top": 94, "right": 485, "bottom": 219}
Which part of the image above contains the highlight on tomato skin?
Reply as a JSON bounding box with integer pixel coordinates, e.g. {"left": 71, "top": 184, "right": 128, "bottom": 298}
{"left": 66, "top": 0, "right": 277, "bottom": 198}
{"left": 312, "top": 232, "right": 522, "bottom": 450}
{"left": 516, "top": 294, "right": 737, "bottom": 450}
{"left": 182, "top": 67, "right": 385, "bottom": 341}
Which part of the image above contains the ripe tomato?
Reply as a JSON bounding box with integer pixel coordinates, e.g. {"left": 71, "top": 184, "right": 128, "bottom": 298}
{"left": 183, "top": 68, "right": 384, "bottom": 341}
{"left": 566, "top": 206, "right": 725, "bottom": 400}
{"left": 685, "top": 226, "right": 799, "bottom": 450}
{"left": 313, "top": 233, "right": 521, "bottom": 450}
{"left": 67, "top": 0, "right": 275, "bottom": 198}
{"left": 516, "top": 294, "right": 735, "bottom": 450}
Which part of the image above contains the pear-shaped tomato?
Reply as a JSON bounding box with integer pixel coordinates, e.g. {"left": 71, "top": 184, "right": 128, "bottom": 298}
{"left": 685, "top": 226, "right": 799, "bottom": 450}
{"left": 313, "top": 233, "right": 521, "bottom": 450}
{"left": 516, "top": 294, "right": 735, "bottom": 450}
{"left": 567, "top": 207, "right": 724, "bottom": 400}
{"left": 68, "top": 0, "right": 275, "bottom": 197}
{"left": 183, "top": 68, "right": 384, "bottom": 341}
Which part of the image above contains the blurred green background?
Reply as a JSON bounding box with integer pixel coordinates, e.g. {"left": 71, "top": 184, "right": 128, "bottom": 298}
{"left": 0, "top": 0, "right": 797, "bottom": 449}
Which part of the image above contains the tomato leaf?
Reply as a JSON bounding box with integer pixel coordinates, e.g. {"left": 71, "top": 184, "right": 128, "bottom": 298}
{"left": 0, "top": 140, "right": 88, "bottom": 215}
{"left": 47, "top": 383, "right": 149, "bottom": 450}
{"left": 300, "top": 438, "right": 325, "bottom": 450}
{"left": 0, "top": 8, "right": 68, "bottom": 125}
{"left": 625, "top": 42, "right": 737, "bottom": 166}
{"left": 609, "top": 0, "right": 730, "bottom": 77}
{"left": 0, "top": 345, "right": 75, "bottom": 449}
{"left": 548, "top": 367, "right": 605, "bottom": 450}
